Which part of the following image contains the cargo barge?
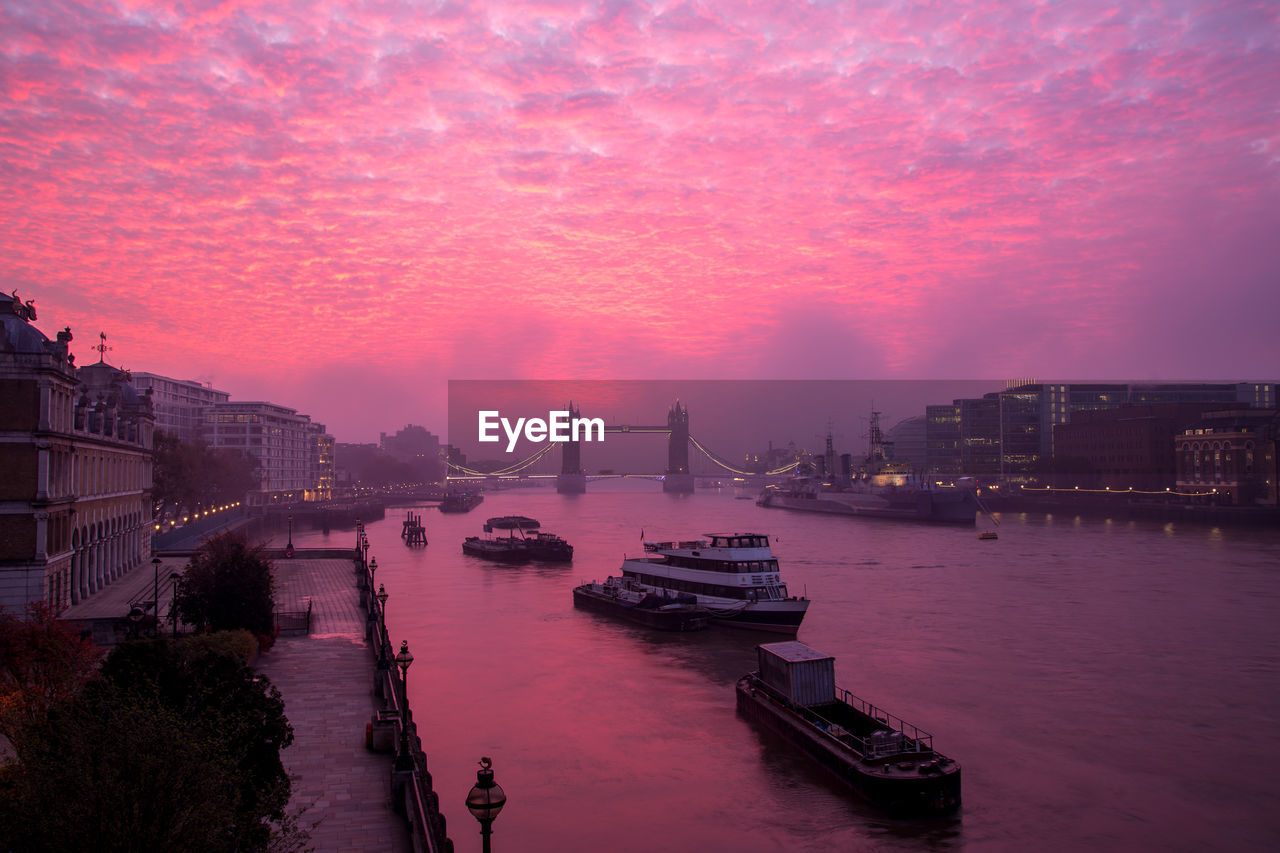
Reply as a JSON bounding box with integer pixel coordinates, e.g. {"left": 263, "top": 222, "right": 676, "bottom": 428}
{"left": 573, "top": 577, "right": 710, "bottom": 631}
{"left": 736, "top": 642, "right": 961, "bottom": 816}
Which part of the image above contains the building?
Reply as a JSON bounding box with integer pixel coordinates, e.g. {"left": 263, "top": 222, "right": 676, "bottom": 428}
{"left": 132, "top": 372, "right": 230, "bottom": 441}
{"left": 1175, "top": 409, "right": 1279, "bottom": 506}
{"left": 886, "top": 415, "right": 927, "bottom": 469}
{"left": 1, "top": 295, "right": 153, "bottom": 612}
{"left": 1053, "top": 403, "right": 1229, "bottom": 490}
{"left": 202, "top": 401, "right": 332, "bottom": 505}
{"left": 308, "top": 422, "right": 335, "bottom": 502}
{"left": 925, "top": 404, "right": 962, "bottom": 476}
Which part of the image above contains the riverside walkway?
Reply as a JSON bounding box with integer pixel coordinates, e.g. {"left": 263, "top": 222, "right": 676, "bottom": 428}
{"left": 257, "top": 556, "right": 412, "bottom": 852}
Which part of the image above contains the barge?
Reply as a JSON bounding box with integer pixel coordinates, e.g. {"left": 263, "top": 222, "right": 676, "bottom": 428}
{"left": 736, "top": 642, "right": 961, "bottom": 816}
{"left": 573, "top": 577, "right": 710, "bottom": 631}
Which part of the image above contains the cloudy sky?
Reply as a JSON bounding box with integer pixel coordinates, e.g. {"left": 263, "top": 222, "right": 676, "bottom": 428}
{"left": 3, "top": 0, "right": 1277, "bottom": 440}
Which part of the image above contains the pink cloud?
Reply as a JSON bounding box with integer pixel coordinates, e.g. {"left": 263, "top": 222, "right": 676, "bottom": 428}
{"left": 1, "top": 0, "right": 1276, "bottom": 439}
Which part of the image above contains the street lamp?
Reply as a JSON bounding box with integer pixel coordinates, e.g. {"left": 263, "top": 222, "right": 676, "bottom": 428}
{"left": 151, "top": 557, "right": 161, "bottom": 637}
{"left": 128, "top": 604, "right": 145, "bottom": 639}
{"left": 375, "top": 585, "right": 389, "bottom": 668}
{"left": 465, "top": 757, "right": 507, "bottom": 853}
{"left": 286, "top": 514, "right": 295, "bottom": 558}
{"left": 170, "top": 571, "right": 181, "bottom": 639}
{"left": 394, "top": 640, "right": 414, "bottom": 770}
{"left": 369, "top": 556, "right": 378, "bottom": 588}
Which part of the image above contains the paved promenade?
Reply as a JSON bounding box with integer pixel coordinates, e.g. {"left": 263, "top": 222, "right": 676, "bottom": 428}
{"left": 257, "top": 557, "right": 412, "bottom": 852}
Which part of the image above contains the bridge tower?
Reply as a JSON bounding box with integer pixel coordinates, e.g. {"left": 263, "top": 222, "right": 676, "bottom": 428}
{"left": 663, "top": 400, "right": 694, "bottom": 494}
{"left": 556, "top": 401, "right": 587, "bottom": 494}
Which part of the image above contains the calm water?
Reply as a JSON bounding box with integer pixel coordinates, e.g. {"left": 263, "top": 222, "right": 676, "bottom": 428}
{"left": 286, "top": 483, "right": 1280, "bottom": 852}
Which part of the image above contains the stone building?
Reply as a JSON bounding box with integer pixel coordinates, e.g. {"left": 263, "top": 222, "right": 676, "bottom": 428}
{"left": 1175, "top": 409, "right": 1279, "bottom": 506}
{"left": 202, "top": 400, "right": 332, "bottom": 505}
{"left": 1, "top": 295, "right": 153, "bottom": 612}
{"left": 132, "top": 372, "right": 230, "bottom": 441}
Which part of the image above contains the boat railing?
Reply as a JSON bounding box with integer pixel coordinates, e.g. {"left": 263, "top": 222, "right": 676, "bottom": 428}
{"left": 836, "top": 687, "right": 935, "bottom": 754}
{"left": 748, "top": 676, "right": 933, "bottom": 759}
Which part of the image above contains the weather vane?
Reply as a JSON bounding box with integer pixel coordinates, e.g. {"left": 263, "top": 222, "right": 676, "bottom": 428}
{"left": 95, "top": 331, "right": 112, "bottom": 363}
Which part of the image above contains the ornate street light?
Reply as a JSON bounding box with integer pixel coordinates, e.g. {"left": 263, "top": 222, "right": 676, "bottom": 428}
{"left": 375, "top": 585, "right": 389, "bottom": 669}
{"left": 286, "top": 514, "right": 295, "bottom": 558}
{"left": 128, "top": 604, "right": 145, "bottom": 639}
{"left": 369, "top": 556, "right": 378, "bottom": 588}
{"left": 151, "top": 557, "right": 161, "bottom": 637}
{"left": 394, "top": 641, "right": 414, "bottom": 770}
{"left": 170, "top": 571, "right": 181, "bottom": 639}
{"left": 465, "top": 757, "right": 507, "bottom": 853}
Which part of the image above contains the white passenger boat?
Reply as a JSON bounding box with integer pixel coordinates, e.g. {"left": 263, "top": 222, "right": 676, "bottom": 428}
{"left": 618, "top": 533, "right": 808, "bottom": 633}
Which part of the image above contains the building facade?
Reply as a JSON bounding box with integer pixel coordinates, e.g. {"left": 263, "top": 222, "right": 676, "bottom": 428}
{"left": 1175, "top": 409, "right": 1279, "bottom": 506}
{"left": 1, "top": 295, "right": 153, "bottom": 613}
{"left": 202, "top": 401, "right": 332, "bottom": 504}
{"left": 132, "top": 372, "right": 230, "bottom": 441}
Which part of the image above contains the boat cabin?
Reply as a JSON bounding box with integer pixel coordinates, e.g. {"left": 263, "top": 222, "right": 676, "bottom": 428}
{"left": 757, "top": 642, "right": 836, "bottom": 707}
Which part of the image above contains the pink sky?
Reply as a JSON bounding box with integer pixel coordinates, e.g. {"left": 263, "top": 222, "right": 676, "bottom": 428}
{"left": 3, "top": 0, "right": 1277, "bottom": 441}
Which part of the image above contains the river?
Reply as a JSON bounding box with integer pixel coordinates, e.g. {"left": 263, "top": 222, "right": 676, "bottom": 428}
{"left": 283, "top": 482, "right": 1280, "bottom": 852}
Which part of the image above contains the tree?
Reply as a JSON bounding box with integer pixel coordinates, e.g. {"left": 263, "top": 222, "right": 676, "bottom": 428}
{"left": 153, "top": 431, "right": 258, "bottom": 517}
{"left": 0, "top": 636, "right": 302, "bottom": 852}
{"left": 0, "top": 601, "right": 99, "bottom": 746}
{"left": 177, "top": 532, "right": 276, "bottom": 639}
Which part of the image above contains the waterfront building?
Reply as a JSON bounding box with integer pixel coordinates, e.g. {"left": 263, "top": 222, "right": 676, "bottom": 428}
{"left": 886, "top": 415, "right": 927, "bottom": 468}
{"left": 1, "top": 295, "right": 153, "bottom": 612}
{"left": 925, "top": 404, "right": 962, "bottom": 476}
{"left": 202, "top": 401, "right": 331, "bottom": 505}
{"left": 1053, "top": 403, "right": 1231, "bottom": 491}
{"left": 308, "top": 422, "right": 335, "bottom": 502}
{"left": 959, "top": 397, "right": 1001, "bottom": 476}
{"left": 1175, "top": 409, "right": 1279, "bottom": 506}
{"left": 131, "top": 372, "right": 230, "bottom": 441}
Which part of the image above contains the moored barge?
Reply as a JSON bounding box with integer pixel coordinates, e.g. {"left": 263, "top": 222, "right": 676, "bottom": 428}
{"left": 736, "top": 642, "right": 961, "bottom": 816}
{"left": 573, "top": 577, "right": 710, "bottom": 631}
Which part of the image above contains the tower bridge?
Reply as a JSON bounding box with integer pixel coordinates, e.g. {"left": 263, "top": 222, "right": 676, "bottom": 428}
{"left": 447, "top": 400, "right": 798, "bottom": 494}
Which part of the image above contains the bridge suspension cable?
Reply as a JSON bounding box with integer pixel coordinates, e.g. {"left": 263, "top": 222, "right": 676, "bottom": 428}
{"left": 446, "top": 441, "right": 561, "bottom": 477}
{"left": 687, "top": 435, "right": 800, "bottom": 476}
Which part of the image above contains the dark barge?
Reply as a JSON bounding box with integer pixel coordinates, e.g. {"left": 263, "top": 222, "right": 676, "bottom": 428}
{"left": 736, "top": 642, "right": 961, "bottom": 816}
{"left": 573, "top": 577, "right": 710, "bottom": 631}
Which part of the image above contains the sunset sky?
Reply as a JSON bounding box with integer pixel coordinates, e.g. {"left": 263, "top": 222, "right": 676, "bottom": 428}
{"left": 3, "top": 0, "right": 1277, "bottom": 441}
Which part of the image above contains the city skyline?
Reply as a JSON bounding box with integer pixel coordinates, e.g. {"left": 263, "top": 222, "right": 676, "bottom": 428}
{"left": 3, "top": 0, "right": 1277, "bottom": 442}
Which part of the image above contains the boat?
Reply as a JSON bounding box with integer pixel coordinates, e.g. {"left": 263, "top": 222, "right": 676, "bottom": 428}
{"left": 439, "top": 490, "right": 484, "bottom": 513}
{"left": 617, "top": 533, "right": 808, "bottom": 633}
{"left": 736, "top": 642, "right": 961, "bottom": 816}
{"left": 573, "top": 576, "right": 710, "bottom": 631}
{"left": 462, "top": 516, "right": 574, "bottom": 563}
{"left": 978, "top": 531, "right": 998, "bottom": 540}
{"left": 524, "top": 530, "right": 574, "bottom": 562}
{"left": 461, "top": 536, "right": 529, "bottom": 562}
{"left": 757, "top": 412, "right": 978, "bottom": 524}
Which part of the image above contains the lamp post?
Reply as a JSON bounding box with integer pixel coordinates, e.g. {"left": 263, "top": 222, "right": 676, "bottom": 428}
{"left": 151, "top": 557, "right": 161, "bottom": 637}
{"left": 369, "top": 556, "right": 378, "bottom": 589}
{"left": 394, "top": 640, "right": 414, "bottom": 770}
{"left": 375, "top": 585, "right": 389, "bottom": 668}
{"left": 128, "top": 604, "right": 145, "bottom": 639}
{"left": 465, "top": 757, "right": 507, "bottom": 853}
{"left": 286, "top": 514, "right": 295, "bottom": 558}
{"left": 170, "top": 571, "right": 181, "bottom": 639}
{"left": 354, "top": 519, "right": 363, "bottom": 552}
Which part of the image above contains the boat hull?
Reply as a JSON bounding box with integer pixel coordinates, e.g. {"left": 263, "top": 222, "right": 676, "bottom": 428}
{"left": 707, "top": 599, "right": 809, "bottom": 633}
{"left": 758, "top": 489, "right": 977, "bottom": 524}
{"left": 461, "top": 538, "right": 529, "bottom": 563}
{"left": 736, "top": 676, "right": 961, "bottom": 816}
{"left": 573, "top": 586, "right": 710, "bottom": 631}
